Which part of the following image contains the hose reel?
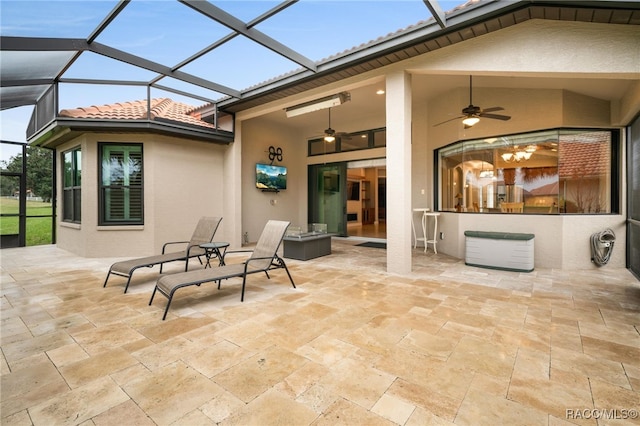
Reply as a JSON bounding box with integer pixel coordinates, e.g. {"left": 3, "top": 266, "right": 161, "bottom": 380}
{"left": 590, "top": 228, "right": 615, "bottom": 266}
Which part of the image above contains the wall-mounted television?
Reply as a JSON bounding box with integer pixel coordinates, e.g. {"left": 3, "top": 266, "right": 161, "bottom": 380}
{"left": 256, "top": 163, "right": 287, "bottom": 191}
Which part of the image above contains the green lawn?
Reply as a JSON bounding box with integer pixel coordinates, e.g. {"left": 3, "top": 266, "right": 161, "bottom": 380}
{"left": 0, "top": 197, "right": 54, "bottom": 246}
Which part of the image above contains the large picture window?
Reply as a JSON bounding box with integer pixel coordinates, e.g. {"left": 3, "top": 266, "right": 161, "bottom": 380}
{"left": 436, "top": 129, "right": 618, "bottom": 214}
{"left": 62, "top": 147, "right": 81, "bottom": 223}
{"left": 99, "top": 143, "right": 143, "bottom": 225}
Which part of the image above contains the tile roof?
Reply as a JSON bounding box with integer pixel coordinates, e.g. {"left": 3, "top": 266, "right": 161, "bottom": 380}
{"left": 558, "top": 133, "right": 610, "bottom": 178}
{"left": 59, "top": 98, "right": 215, "bottom": 130}
{"left": 528, "top": 181, "right": 559, "bottom": 196}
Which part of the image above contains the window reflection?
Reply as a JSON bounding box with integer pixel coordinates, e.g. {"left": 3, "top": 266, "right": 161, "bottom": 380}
{"left": 438, "top": 130, "right": 614, "bottom": 214}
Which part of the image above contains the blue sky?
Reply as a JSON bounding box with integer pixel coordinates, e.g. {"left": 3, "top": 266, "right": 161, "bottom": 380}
{"left": 1, "top": 0, "right": 464, "bottom": 157}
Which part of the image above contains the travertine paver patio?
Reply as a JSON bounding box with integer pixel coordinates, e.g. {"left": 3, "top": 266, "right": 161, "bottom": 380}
{"left": 1, "top": 239, "right": 639, "bottom": 425}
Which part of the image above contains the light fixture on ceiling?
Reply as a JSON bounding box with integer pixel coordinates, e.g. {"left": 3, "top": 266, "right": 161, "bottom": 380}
{"left": 501, "top": 145, "right": 535, "bottom": 162}
{"left": 324, "top": 131, "right": 335, "bottom": 143}
{"left": 285, "top": 92, "right": 351, "bottom": 118}
{"left": 324, "top": 108, "right": 336, "bottom": 142}
{"left": 376, "top": 89, "right": 385, "bottom": 95}
{"left": 479, "top": 160, "right": 494, "bottom": 178}
{"left": 462, "top": 115, "right": 480, "bottom": 127}
{"left": 479, "top": 169, "right": 494, "bottom": 178}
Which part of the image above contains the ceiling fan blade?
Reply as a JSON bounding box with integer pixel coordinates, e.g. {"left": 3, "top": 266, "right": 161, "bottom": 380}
{"left": 479, "top": 113, "right": 511, "bottom": 121}
{"left": 480, "top": 106, "right": 504, "bottom": 113}
{"left": 434, "top": 115, "right": 464, "bottom": 126}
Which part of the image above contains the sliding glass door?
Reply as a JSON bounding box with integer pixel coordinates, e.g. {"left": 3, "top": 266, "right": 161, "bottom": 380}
{"left": 308, "top": 163, "right": 347, "bottom": 236}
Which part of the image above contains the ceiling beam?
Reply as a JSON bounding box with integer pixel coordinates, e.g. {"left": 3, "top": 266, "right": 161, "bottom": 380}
{"left": 1, "top": 79, "right": 54, "bottom": 87}
{"left": 87, "top": 42, "right": 241, "bottom": 98}
{"left": 0, "top": 36, "right": 87, "bottom": 51}
{"left": 159, "top": 0, "right": 299, "bottom": 80}
{"left": 179, "top": 0, "right": 317, "bottom": 72}
{"left": 423, "top": 0, "right": 446, "bottom": 29}
{"left": 87, "top": 0, "right": 131, "bottom": 43}
{"left": 0, "top": 36, "right": 241, "bottom": 98}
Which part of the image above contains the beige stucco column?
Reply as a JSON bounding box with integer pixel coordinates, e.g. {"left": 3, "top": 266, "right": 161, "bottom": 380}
{"left": 224, "top": 120, "right": 243, "bottom": 249}
{"left": 386, "top": 71, "right": 412, "bottom": 274}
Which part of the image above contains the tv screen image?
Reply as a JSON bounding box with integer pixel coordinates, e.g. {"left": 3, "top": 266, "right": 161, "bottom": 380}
{"left": 256, "top": 163, "right": 287, "bottom": 190}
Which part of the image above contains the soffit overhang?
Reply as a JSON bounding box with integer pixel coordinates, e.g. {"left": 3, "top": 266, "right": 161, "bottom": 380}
{"left": 30, "top": 118, "right": 234, "bottom": 149}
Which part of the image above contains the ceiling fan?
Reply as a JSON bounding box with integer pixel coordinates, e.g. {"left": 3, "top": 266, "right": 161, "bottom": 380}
{"left": 435, "top": 76, "right": 511, "bottom": 128}
{"left": 321, "top": 108, "right": 349, "bottom": 142}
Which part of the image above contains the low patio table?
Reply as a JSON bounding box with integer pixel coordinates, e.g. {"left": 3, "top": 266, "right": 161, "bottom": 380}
{"left": 199, "top": 242, "right": 230, "bottom": 268}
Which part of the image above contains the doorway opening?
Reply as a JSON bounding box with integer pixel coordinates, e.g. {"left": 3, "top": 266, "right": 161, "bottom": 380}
{"left": 346, "top": 159, "right": 386, "bottom": 240}
{"left": 308, "top": 158, "right": 387, "bottom": 240}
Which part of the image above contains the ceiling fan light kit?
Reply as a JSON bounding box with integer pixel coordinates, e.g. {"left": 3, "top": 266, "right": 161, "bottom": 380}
{"left": 324, "top": 128, "right": 336, "bottom": 143}
{"left": 462, "top": 116, "right": 480, "bottom": 126}
{"left": 323, "top": 108, "right": 342, "bottom": 142}
{"left": 434, "top": 76, "right": 511, "bottom": 127}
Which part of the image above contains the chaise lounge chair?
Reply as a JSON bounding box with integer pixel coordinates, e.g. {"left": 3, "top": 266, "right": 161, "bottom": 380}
{"left": 104, "top": 216, "right": 222, "bottom": 293}
{"left": 149, "top": 219, "right": 295, "bottom": 320}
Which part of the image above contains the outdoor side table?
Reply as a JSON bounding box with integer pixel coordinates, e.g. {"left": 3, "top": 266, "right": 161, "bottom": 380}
{"left": 200, "top": 242, "right": 229, "bottom": 268}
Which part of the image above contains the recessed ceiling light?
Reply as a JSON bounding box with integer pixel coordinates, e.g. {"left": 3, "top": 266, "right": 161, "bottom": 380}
{"left": 376, "top": 89, "right": 385, "bottom": 95}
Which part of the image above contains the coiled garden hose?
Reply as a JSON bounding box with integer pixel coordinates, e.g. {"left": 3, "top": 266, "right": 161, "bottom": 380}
{"left": 590, "top": 228, "right": 615, "bottom": 266}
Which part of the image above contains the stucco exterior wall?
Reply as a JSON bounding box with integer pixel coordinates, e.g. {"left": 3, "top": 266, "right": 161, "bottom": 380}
{"left": 406, "top": 20, "right": 640, "bottom": 76}
{"left": 422, "top": 87, "right": 627, "bottom": 269}
{"left": 56, "top": 133, "right": 226, "bottom": 258}
{"left": 434, "top": 212, "right": 626, "bottom": 269}
{"left": 240, "top": 119, "right": 308, "bottom": 243}
{"left": 230, "top": 17, "right": 637, "bottom": 270}
{"left": 47, "top": 18, "right": 635, "bottom": 270}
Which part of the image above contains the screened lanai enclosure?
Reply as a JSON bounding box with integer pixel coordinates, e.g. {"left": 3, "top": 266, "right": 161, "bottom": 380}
{"left": 1, "top": 0, "right": 638, "bottom": 277}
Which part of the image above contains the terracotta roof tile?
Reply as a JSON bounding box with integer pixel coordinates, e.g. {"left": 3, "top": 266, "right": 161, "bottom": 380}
{"left": 59, "top": 98, "right": 215, "bottom": 130}
{"left": 558, "top": 133, "right": 610, "bottom": 178}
